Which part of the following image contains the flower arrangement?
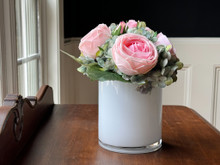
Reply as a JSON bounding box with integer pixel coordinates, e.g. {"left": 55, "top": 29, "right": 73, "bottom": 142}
{"left": 63, "top": 20, "right": 183, "bottom": 94}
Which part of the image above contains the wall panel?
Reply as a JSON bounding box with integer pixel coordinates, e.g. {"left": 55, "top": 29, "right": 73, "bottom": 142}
{"left": 212, "top": 66, "right": 220, "bottom": 130}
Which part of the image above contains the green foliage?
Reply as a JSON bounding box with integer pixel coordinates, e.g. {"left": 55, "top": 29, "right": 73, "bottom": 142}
{"left": 61, "top": 50, "right": 128, "bottom": 82}
{"left": 112, "top": 26, "right": 121, "bottom": 36}
{"left": 136, "top": 45, "right": 183, "bottom": 94}
{"left": 137, "top": 21, "right": 146, "bottom": 28}
{"left": 85, "top": 64, "right": 129, "bottom": 82}
{"left": 60, "top": 50, "right": 83, "bottom": 64}
{"left": 77, "top": 65, "right": 87, "bottom": 74}
{"left": 62, "top": 20, "right": 184, "bottom": 94}
{"left": 127, "top": 27, "right": 157, "bottom": 43}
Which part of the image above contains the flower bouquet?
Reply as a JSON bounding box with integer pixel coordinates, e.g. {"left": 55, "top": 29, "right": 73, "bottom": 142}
{"left": 62, "top": 19, "right": 183, "bottom": 154}
{"left": 62, "top": 19, "right": 183, "bottom": 94}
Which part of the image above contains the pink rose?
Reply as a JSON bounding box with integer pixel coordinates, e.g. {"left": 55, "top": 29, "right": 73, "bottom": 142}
{"left": 155, "top": 32, "right": 176, "bottom": 55}
{"left": 126, "top": 20, "right": 137, "bottom": 29}
{"left": 112, "top": 33, "right": 158, "bottom": 75}
{"left": 119, "top": 21, "right": 126, "bottom": 34}
{"left": 79, "top": 24, "right": 111, "bottom": 59}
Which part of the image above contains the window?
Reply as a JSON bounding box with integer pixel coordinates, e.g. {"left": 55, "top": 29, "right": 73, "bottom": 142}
{"left": 0, "top": 0, "right": 59, "bottom": 105}
{"left": 15, "top": 0, "right": 41, "bottom": 97}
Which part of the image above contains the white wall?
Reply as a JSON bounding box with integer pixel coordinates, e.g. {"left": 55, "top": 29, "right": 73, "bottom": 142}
{"left": 166, "top": 38, "right": 220, "bottom": 130}
{"left": 60, "top": 38, "right": 98, "bottom": 104}
{"left": 40, "top": 0, "right": 60, "bottom": 103}
{"left": 60, "top": 38, "right": 220, "bottom": 131}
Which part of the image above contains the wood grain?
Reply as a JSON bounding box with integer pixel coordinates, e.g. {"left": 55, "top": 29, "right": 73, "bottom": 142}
{"left": 15, "top": 105, "right": 220, "bottom": 165}
{"left": 0, "top": 85, "right": 54, "bottom": 165}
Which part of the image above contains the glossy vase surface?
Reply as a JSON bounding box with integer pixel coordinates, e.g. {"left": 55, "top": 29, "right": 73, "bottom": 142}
{"left": 98, "top": 81, "right": 162, "bottom": 154}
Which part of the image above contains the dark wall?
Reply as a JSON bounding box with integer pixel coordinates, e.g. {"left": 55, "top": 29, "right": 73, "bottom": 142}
{"left": 64, "top": 0, "right": 220, "bottom": 38}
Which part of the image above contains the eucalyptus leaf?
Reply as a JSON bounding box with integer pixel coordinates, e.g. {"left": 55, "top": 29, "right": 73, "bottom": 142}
{"left": 167, "top": 52, "right": 171, "bottom": 60}
{"left": 168, "top": 66, "right": 178, "bottom": 77}
{"left": 162, "top": 52, "right": 168, "bottom": 58}
{"left": 160, "top": 58, "right": 168, "bottom": 67}
{"left": 159, "top": 76, "right": 167, "bottom": 81}
{"left": 176, "top": 61, "right": 184, "bottom": 70}
{"left": 137, "top": 21, "right": 146, "bottom": 28}
{"left": 152, "top": 71, "right": 161, "bottom": 77}
{"left": 86, "top": 64, "right": 129, "bottom": 82}
{"left": 136, "top": 83, "right": 152, "bottom": 94}
{"left": 161, "top": 68, "right": 165, "bottom": 75}
{"left": 77, "top": 65, "right": 87, "bottom": 73}
{"left": 157, "top": 45, "right": 165, "bottom": 53}
{"left": 158, "top": 81, "right": 166, "bottom": 88}
{"left": 172, "top": 74, "right": 178, "bottom": 82}
{"left": 151, "top": 37, "right": 158, "bottom": 43}
{"left": 109, "top": 23, "right": 117, "bottom": 32}
{"left": 165, "top": 77, "right": 173, "bottom": 86}
{"left": 163, "top": 66, "right": 171, "bottom": 76}
{"left": 151, "top": 81, "right": 159, "bottom": 88}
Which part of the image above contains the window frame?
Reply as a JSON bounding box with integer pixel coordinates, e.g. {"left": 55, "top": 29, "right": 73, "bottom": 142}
{"left": 0, "top": 0, "right": 60, "bottom": 104}
{"left": 0, "top": 0, "right": 18, "bottom": 105}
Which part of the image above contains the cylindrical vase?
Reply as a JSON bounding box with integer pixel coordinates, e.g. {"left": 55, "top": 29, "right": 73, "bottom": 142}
{"left": 98, "top": 81, "right": 162, "bottom": 154}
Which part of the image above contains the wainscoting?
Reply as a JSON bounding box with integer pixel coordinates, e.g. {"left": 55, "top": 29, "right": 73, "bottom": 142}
{"left": 60, "top": 38, "right": 220, "bottom": 131}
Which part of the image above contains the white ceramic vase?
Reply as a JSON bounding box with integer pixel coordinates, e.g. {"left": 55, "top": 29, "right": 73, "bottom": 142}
{"left": 98, "top": 81, "right": 162, "bottom": 154}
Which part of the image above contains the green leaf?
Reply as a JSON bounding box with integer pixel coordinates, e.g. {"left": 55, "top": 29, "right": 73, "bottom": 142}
{"left": 86, "top": 64, "right": 129, "bottom": 82}
{"left": 60, "top": 50, "right": 83, "bottom": 64}
{"left": 176, "top": 61, "right": 184, "bottom": 70}
{"left": 112, "top": 26, "right": 121, "bottom": 36}
{"left": 109, "top": 23, "right": 117, "bottom": 32}
{"left": 166, "top": 45, "right": 172, "bottom": 51}
{"left": 157, "top": 45, "right": 165, "bottom": 53}
{"left": 102, "top": 42, "right": 109, "bottom": 51}
{"left": 151, "top": 37, "right": 158, "bottom": 43}
{"left": 160, "top": 58, "right": 168, "bottom": 67}
{"left": 165, "top": 77, "right": 173, "bottom": 86}
{"left": 96, "top": 50, "right": 103, "bottom": 57}
{"left": 77, "top": 65, "right": 87, "bottom": 73}
{"left": 98, "top": 47, "right": 104, "bottom": 51}
{"left": 61, "top": 50, "right": 97, "bottom": 66}
{"left": 137, "top": 21, "right": 146, "bottom": 28}
{"left": 162, "top": 52, "right": 168, "bottom": 58}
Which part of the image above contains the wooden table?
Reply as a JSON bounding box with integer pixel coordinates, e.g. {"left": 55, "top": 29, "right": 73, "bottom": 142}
{"left": 14, "top": 105, "right": 220, "bottom": 165}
